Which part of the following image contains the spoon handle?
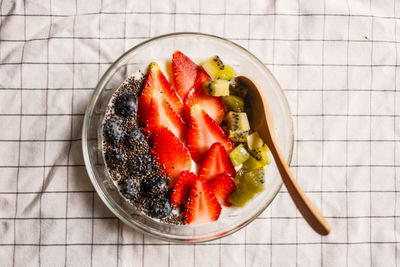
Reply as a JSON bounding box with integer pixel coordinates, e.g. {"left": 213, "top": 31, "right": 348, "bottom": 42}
{"left": 267, "top": 140, "right": 331, "bottom": 235}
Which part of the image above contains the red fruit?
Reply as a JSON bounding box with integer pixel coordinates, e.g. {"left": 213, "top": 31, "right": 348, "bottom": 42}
{"left": 187, "top": 104, "right": 233, "bottom": 163}
{"left": 151, "top": 127, "right": 192, "bottom": 186}
{"left": 183, "top": 66, "right": 225, "bottom": 124}
{"left": 210, "top": 173, "right": 236, "bottom": 207}
{"left": 184, "top": 178, "right": 222, "bottom": 225}
{"left": 171, "top": 171, "right": 197, "bottom": 207}
{"left": 172, "top": 51, "right": 199, "bottom": 100}
{"left": 183, "top": 87, "right": 225, "bottom": 125}
{"left": 138, "top": 62, "right": 183, "bottom": 122}
{"left": 193, "top": 67, "right": 211, "bottom": 89}
{"left": 198, "top": 143, "right": 236, "bottom": 182}
{"left": 145, "top": 89, "right": 186, "bottom": 141}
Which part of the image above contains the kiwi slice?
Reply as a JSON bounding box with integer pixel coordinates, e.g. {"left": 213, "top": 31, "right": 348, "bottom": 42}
{"left": 247, "top": 131, "right": 264, "bottom": 150}
{"left": 222, "top": 95, "right": 245, "bottom": 112}
{"left": 228, "top": 188, "right": 252, "bottom": 207}
{"left": 229, "top": 78, "right": 248, "bottom": 97}
{"left": 203, "top": 79, "right": 230, "bottom": 96}
{"left": 229, "top": 130, "right": 250, "bottom": 142}
{"left": 250, "top": 144, "right": 270, "bottom": 166}
{"left": 242, "top": 156, "right": 263, "bottom": 170}
{"left": 200, "top": 56, "right": 236, "bottom": 80}
{"left": 228, "top": 169, "right": 265, "bottom": 206}
{"left": 229, "top": 144, "right": 250, "bottom": 166}
{"left": 225, "top": 112, "right": 250, "bottom": 132}
{"left": 241, "top": 169, "right": 265, "bottom": 193}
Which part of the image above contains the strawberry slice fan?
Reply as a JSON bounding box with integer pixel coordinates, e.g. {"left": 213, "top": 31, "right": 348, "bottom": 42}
{"left": 138, "top": 62, "right": 185, "bottom": 141}
{"left": 198, "top": 142, "right": 236, "bottom": 182}
{"left": 171, "top": 171, "right": 197, "bottom": 207}
{"left": 187, "top": 104, "right": 233, "bottom": 163}
{"left": 173, "top": 50, "right": 225, "bottom": 125}
{"left": 184, "top": 178, "right": 222, "bottom": 225}
{"left": 151, "top": 127, "right": 191, "bottom": 186}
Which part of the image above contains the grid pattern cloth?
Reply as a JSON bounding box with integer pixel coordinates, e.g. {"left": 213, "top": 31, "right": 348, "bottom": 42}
{"left": 0, "top": 0, "right": 399, "bottom": 266}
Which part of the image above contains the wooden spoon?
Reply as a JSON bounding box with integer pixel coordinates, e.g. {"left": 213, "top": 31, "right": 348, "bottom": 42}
{"left": 237, "top": 76, "right": 331, "bottom": 236}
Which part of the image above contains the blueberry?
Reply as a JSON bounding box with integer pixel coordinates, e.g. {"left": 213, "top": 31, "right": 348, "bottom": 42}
{"left": 120, "top": 177, "right": 140, "bottom": 200}
{"left": 149, "top": 198, "right": 172, "bottom": 219}
{"left": 141, "top": 175, "right": 169, "bottom": 198}
{"left": 105, "top": 147, "right": 125, "bottom": 168}
{"left": 103, "top": 116, "right": 124, "bottom": 143}
{"left": 125, "top": 128, "right": 146, "bottom": 148}
{"left": 115, "top": 92, "right": 137, "bottom": 118}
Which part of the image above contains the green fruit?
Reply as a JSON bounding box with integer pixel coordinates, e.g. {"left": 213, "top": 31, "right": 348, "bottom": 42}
{"left": 225, "top": 112, "right": 250, "bottom": 132}
{"left": 233, "top": 168, "right": 246, "bottom": 186}
{"left": 222, "top": 95, "right": 245, "bottom": 112}
{"left": 225, "top": 112, "right": 250, "bottom": 142}
{"left": 228, "top": 188, "right": 252, "bottom": 207}
{"left": 228, "top": 169, "right": 265, "bottom": 206}
{"left": 242, "top": 156, "right": 263, "bottom": 170}
{"left": 204, "top": 79, "right": 230, "bottom": 96}
{"left": 250, "top": 144, "right": 270, "bottom": 166}
{"left": 247, "top": 131, "right": 264, "bottom": 150}
{"left": 229, "top": 130, "right": 250, "bottom": 142}
{"left": 200, "top": 56, "right": 236, "bottom": 80}
{"left": 229, "top": 144, "right": 250, "bottom": 166}
{"left": 241, "top": 168, "right": 265, "bottom": 192}
{"left": 229, "top": 79, "right": 248, "bottom": 97}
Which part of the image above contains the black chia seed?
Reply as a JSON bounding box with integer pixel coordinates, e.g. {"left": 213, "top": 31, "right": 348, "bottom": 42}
{"left": 102, "top": 71, "right": 184, "bottom": 225}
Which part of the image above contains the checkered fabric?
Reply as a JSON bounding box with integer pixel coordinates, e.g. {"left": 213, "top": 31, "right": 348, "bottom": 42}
{"left": 0, "top": 0, "right": 399, "bottom": 266}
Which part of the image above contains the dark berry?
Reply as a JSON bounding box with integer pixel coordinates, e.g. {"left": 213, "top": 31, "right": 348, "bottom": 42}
{"left": 103, "top": 116, "right": 124, "bottom": 143}
{"left": 115, "top": 92, "right": 137, "bottom": 118}
{"left": 141, "top": 175, "right": 169, "bottom": 198}
{"left": 105, "top": 147, "right": 125, "bottom": 168}
{"left": 149, "top": 198, "right": 172, "bottom": 219}
{"left": 125, "top": 128, "right": 146, "bottom": 148}
{"left": 120, "top": 177, "right": 140, "bottom": 200}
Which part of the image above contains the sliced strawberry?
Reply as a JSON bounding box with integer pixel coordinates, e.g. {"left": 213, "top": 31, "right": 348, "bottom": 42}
{"left": 172, "top": 51, "right": 199, "bottom": 99}
{"left": 184, "top": 178, "right": 222, "bottom": 225}
{"left": 138, "top": 62, "right": 183, "bottom": 122}
{"left": 198, "top": 143, "right": 236, "bottom": 182}
{"left": 184, "top": 87, "right": 225, "bottom": 125}
{"left": 158, "top": 70, "right": 184, "bottom": 116}
{"left": 171, "top": 171, "right": 197, "bottom": 207}
{"left": 210, "top": 173, "right": 236, "bottom": 207}
{"left": 145, "top": 89, "right": 186, "bottom": 141}
{"left": 151, "top": 127, "right": 191, "bottom": 185}
{"left": 183, "top": 68, "right": 225, "bottom": 124}
{"left": 193, "top": 67, "right": 211, "bottom": 89}
{"left": 187, "top": 104, "right": 233, "bottom": 163}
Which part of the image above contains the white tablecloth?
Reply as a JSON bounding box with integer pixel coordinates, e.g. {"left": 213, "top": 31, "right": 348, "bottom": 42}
{"left": 0, "top": 0, "right": 399, "bottom": 266}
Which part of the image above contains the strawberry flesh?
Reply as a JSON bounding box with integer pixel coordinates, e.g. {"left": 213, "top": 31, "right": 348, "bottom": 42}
{"left": 184, "top": 178, "right": 222, "bottom": 225}
{"left": 187, "top": 104, "right": 233, "bottom": 163}
{"left": 210, "top": 173, "right": 236, "bottom": 207}
{"left": 184, "top": 86, "right": 225, "bottom": 124}
{"left": 138, "top": 62, "right": 183, "bottom": 122}
{"left": 151, "top": 127, "right": 191, "bottom": 186}
{"left": 198, "top": 142, "right": 236, "bottom": 182}
{"left": 171, "top": 171, "right": 197, "bottom": 207}
{"left": 145, "top": 89, "right": 186, "bottom": 141}
{"left": 172, "top": 51, "right": 199, "bottom": 100}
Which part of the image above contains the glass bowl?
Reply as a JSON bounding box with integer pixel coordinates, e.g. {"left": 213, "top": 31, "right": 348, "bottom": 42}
{"left": 82, "top": 32, "right": 293, "bottom": 243}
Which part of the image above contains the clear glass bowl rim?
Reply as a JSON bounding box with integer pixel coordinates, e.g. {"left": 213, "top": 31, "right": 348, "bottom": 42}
{"left": 82, "top": 32, "right": 294, "bottom": 243}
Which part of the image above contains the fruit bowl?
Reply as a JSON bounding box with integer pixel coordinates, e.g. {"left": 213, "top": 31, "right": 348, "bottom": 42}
{"left": 82, "top": 32, "right": 293, "bottom": 242}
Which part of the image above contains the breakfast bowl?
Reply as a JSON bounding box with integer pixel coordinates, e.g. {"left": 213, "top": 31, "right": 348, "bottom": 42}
{"left": 82, "top": 32, "right": 294, "bottom": 242}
